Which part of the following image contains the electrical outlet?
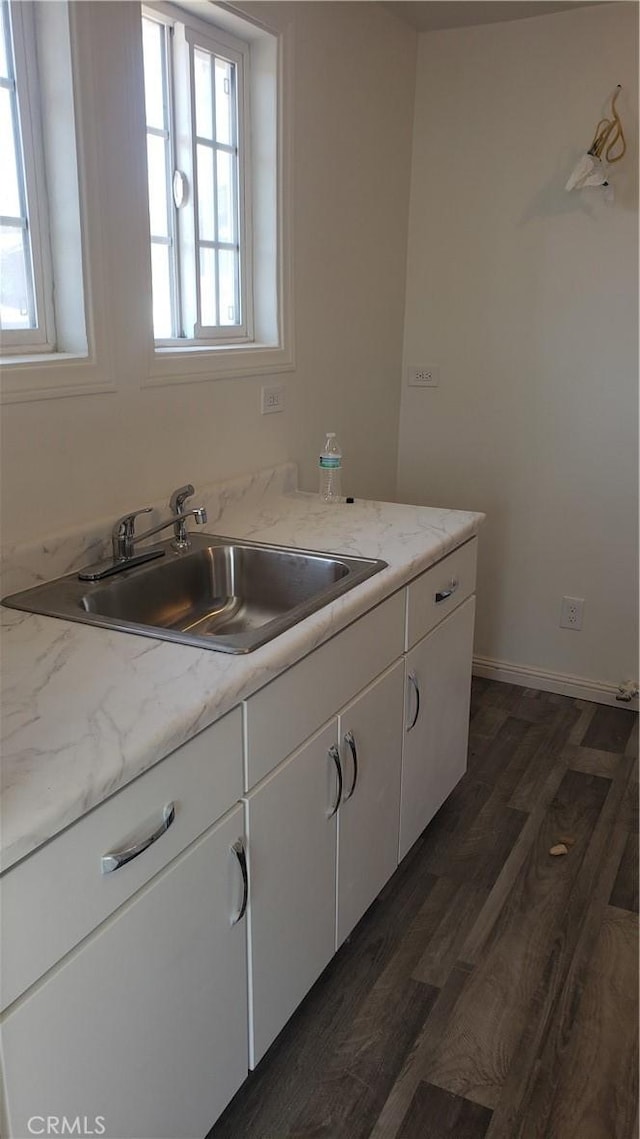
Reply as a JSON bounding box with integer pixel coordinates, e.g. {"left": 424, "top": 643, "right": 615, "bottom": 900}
{"left": 261, "top": 384, "right": 286, "bottom": 414}
{"left": 408, "top": 365, "right": 439, "bottom": 388}
{"left": 560, "top": 596, "right": 584, "bottom": 630}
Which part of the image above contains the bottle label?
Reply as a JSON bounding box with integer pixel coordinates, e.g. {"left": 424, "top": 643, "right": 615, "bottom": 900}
{"left": 319, "top": 456, "right": 341, "bottom": 469}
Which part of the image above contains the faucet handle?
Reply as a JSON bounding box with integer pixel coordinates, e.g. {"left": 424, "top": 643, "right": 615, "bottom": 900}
{"left": 113, "top": 506, "right": 153, "bottom": 537}
{"left": 170, "top": 485, "right": 195, "bottom": 515}
{"left": 112, "top": 507, "right": 152, "bottom": 560}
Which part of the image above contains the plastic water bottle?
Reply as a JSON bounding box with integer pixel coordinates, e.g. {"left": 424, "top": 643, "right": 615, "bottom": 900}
{"left": 319, "top": 432, "right": 342, "bottom": 503}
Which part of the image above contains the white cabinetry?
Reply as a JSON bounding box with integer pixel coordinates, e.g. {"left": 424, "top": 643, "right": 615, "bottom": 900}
{"left": 405, "top": 536, "right": 477, "bottom": 648}
{"left": 0, "top": 533, "right": 479, "bottom": 1138}
{"left": 336, "top": 660, "right": 405, "bottom": 948}
{"left": 245, "top": 722, "right": 338, "bottom": 1067}
{"left": 243, "top": 548, "right": 477, "bottom": 1068}
{"left": 244, "top": 591, "right": 405, "bottom": 788}
{"left": 245, "top": 659, "right": 406, "bottom": 1067}
{"left": 399, "top": 595, "right": 476, "bottom": 861}
{"left": 1, "top": 805, "right": 248, "bottom": 1139}
{"left": 243, "top": 596, "right": 407, "bottom": 1068}
{"left": 1, "top": 706, "right": 243, "bottom": 1012}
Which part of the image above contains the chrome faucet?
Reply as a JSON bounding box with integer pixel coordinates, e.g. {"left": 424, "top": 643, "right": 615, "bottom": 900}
{"left": 111, "top": 501, "right": 207, "bottom": 561}
{"left": 78, "top": 486, "right": 208, "bottom": 582}
{"left": 169, "top": 484, "right": 199, "bottom": 551}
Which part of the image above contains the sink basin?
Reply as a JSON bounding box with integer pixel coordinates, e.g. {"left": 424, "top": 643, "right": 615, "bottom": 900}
{"left": 2, "top": 534, "right": 387, "bottom": 653}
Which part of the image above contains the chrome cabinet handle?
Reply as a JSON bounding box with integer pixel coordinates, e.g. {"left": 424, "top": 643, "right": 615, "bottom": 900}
{"left": 435, "top": 578, "right": 459, "bottom": 604}
{"left": 230, "top": 839, "right": 248, "bottom": 925}
{"left": 101, "top": 802, "right": 175, "bottom": 874}
{"left": 407, "top": 672, "right": 421, "bottom": 732}
{"left": 343, "top": 731, "right": 358, "bottom": 801}
{"left": 328, "top": 745, "right": 343, "bottom": 817}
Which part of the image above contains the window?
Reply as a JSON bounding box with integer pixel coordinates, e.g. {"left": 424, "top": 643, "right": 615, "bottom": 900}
{"left": 0, "top": 0, "right": 54, "bottom": 353}
{"left": 142, "top": 6, "right": 251, "bottom": 345}
{"left": 141, "top": 2, "right": 293, "bottom": 384}
{"left": 0, "top": 0, "right": 97, "bottom": 401}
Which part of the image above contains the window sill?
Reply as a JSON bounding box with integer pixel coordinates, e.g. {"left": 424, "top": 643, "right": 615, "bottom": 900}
{"left": 144, "top": 338, "right": 295, "bottom": 387}
{"left": 0, "top": 351, "right": 116, "bottom": 404}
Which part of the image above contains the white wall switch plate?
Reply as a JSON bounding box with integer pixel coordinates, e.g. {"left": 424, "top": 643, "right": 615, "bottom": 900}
{"left": 261, "top": 384, "right": 286, "bottom": 414}
{"left": 407, "top": 365, "right": 439, "bottom": 388}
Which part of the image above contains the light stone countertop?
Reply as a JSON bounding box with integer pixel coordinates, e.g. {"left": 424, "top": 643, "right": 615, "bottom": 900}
{"left": 0, "top": 464, "right": 484, "bottom": 873}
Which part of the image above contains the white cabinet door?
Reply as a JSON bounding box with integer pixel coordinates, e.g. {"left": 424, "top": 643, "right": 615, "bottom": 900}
{"left": 245, "top": 721, "right": 338, "bottom": 1068}
{"left": 1, "top": 805, "right": 248, "bottom": 1139}
{"left": 399, "top": 596, "right": 476, "bottom": 862}
{"left": 336, "top": 660, "right": 405, "bottom": 947}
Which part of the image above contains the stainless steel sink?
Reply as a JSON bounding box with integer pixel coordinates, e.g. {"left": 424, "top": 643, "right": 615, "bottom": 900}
{"left": 2, "top": 534, "right": 387, "bottom": 653}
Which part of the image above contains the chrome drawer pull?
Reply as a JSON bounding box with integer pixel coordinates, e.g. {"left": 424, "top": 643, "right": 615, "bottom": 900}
{"left": 230, "top": 839, "right": 249, "bottom": 925}
{"left": 328, "top": 745, "right": 343, "bottom": 817}
{"left": 343, "top": 731, "right": 359, "bottom": 801}
{"left": 435, "top": 578, "right": 459, "bottom": 604}
{"left": 407, "top": 672, "right": 421, "bottom": 731}
{"left": 101, "top": 802, "right": 175, "bottom": 874}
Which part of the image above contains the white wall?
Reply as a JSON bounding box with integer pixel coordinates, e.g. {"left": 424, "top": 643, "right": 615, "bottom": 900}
{"left": 0, "top": 1, "right": 416, "bottom": 545}
{"left": 397, "top": 3, "right": 638, "bottom": 696}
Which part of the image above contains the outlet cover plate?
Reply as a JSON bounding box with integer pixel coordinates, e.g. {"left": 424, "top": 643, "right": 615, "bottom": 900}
{"left": 560, "top": 596, "right": 584, "bottom": 630}
{"left": 261, "top": 384, "right": 286, "bottom": 414}
{"left": 408, "top": 365, "right": 439, "bottom": 388}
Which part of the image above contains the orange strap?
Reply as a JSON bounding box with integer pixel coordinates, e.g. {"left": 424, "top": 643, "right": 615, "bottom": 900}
{"left": 589, "top": 86, "right": 626, "bottom": 164}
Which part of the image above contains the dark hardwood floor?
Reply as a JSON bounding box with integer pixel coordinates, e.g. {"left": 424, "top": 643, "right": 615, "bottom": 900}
{"left": 209, "top": 679, "right": 639, "bottom": 1139}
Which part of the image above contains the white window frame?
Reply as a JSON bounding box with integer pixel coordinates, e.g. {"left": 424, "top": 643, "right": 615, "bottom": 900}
{"left": 0, "top": 0, "right": 55, "bottom": 355}
{"left": 143, "top": 4, "right": 252, "bottom": 347}
{"left": 0, "top": 1, "right": 114, "bottom": 404}
{"left": 143, "top": 1, "right": 294, "bottom": 387}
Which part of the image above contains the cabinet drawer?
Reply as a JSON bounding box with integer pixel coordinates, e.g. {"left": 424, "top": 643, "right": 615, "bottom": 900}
{"left": 406, "top": 538, "right": 477, "bottom": 649}
{"left": 0, "top": 706, "right": 243, "bottom": 1012}
{"left": 244, "top": 590, "right": 405, "bottom": 789}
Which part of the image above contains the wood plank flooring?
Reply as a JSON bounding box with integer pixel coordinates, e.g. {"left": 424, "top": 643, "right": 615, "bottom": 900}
{"left": 208, "top": 679, "right": 638, "bottom": 1139}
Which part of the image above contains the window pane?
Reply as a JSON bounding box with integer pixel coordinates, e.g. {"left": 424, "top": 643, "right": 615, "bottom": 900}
{"left": 0, "top": 84, "right": 21, "bottom": 217}
{"left": 218, "top": 248, "right": 237, "bottom": 326}
{"left": 142, "top": 17, "right": 165, "bottom": 131}
{"left": 0, "top": 223, "right": 32, "bottom": 328}
{"left": 214, "top": 58, "right": 234, "bottom": 146}
{"left": 216, "top": 149, "right": 235, "bottom": 243}
{"left": 194, "top": 48, "right": 213, "bottom": 140}
{"left": 196, "top": 144, "right": 215, "bottom": 241}
{"left": 150, "top": 241, "right": 173, "bottom": 338}
{"left": 199, "top": 246, "right": 217, "bottom": 326}
{"left": 147, "top": 132, "right": 169, "bottom": 237}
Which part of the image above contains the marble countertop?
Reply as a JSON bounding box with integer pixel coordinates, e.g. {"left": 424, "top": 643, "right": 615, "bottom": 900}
{"left": 1, "top": 465, "right": 484, "bottom": 872}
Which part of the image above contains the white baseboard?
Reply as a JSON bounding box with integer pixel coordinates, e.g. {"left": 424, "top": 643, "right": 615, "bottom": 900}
{"left": 473, "top": 655, "right": 639, "bottom": 710}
